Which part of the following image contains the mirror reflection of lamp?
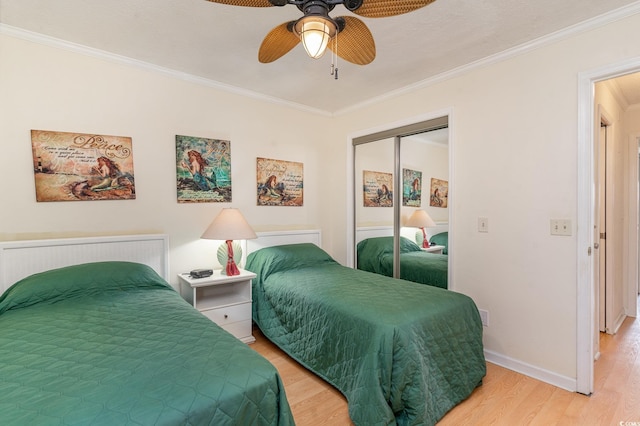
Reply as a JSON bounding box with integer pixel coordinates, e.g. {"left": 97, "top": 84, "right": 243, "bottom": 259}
{"left": 405, "top": 209, "right": 436, "bottom": 248}
{"left": 201, "top": 208, "right": 257, "bottom": 276}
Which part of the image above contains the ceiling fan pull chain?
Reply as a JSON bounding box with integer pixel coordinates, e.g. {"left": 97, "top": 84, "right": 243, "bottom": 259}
{"left": 333, "top": 36, "right": 339, "bottom": 80}
{"left": 330, "top": 39, "right": 335, "bottom": 78}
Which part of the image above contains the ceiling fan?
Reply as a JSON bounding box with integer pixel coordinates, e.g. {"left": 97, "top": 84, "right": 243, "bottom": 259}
{"left": 205, "top": 0, "right": 436, "bottom": 66}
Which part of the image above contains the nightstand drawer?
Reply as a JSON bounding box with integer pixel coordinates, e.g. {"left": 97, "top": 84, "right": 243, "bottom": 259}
{"left": 178, "top": 270, "right": 256, "bottom": 344}
{"left": 220, "top": 320, "right": 252, "bottom": 340}
{"left": 201, "top": 302, "right": 251, "bottom": 325}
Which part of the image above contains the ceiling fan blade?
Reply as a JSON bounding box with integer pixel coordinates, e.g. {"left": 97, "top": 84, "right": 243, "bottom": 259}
{"left": 258, "top": 22, "right": 300, "bottom": 63}
{"left": 204, "top": 0, "right": 274, "bottom": 7}
{"left": 328, "top": 16, "right": 375, "bottom": 65}
{"left": 351, "top": 0, "right": 436, "bottom": 18}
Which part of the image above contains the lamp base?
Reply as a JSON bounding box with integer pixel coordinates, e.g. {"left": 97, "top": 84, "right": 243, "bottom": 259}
{"left": 421, "top": 228, "right": 430, "bottom": 248}
{"left": 217, "top": 241, "right": 242, "bottom": 275}
{"left": 415, "top": 229, "right": 430, "bottom": 248}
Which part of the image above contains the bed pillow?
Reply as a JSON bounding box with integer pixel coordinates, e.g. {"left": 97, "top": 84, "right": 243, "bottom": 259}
{"left": 357, "top": 236, "right": 422, "bottom": 256}
{"left": 357, "top": 236, "right": 393, "bottom": 257}
{"left": 429, "top": 232, "right": 449, "bottom": 254}
{"left": 356, "top": 236, "right": 423, "bottom": 272}
{"left": 246, "top": 243, "right": 336, "bottom": 281}
{"left": 0, "top": 261, "right": 171, "bottom": 314}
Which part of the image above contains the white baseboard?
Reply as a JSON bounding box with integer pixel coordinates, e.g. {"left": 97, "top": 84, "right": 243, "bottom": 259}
{"left": 484, "top": 349, "right": 577, "bottom": 392}
{"left": 612, "top": 312, "right": 627, "bottom": 334}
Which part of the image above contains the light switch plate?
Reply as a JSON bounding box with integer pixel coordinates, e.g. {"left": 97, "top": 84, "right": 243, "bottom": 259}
{"left": 478, "top": 217, "right": 488, "bottom": 233}
{"left": 550, "top": 219, "right": 571, "bottom": 236}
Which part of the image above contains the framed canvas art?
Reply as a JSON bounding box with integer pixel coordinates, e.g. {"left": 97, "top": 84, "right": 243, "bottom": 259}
{"left": 256, "top": 157, "right": 303, "bottom": 206}
{"left": 429, "top": 178, "right": 448, "bottom": 208}
{"left": 31, "top": 130, "right": 135, "bottom": 202}
{"left": 363, "top": 170, "right": 393, "bottom": 207}
{"left": 176, "top": 135, "right": 231, "bottom": 203}
{"left": 402, "top": 168, "right": 422, "bottom": 207}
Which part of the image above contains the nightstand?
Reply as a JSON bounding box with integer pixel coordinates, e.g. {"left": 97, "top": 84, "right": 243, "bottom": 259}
{"left": 178, "top": 269, "right": 257, "bottom": 344}
{"left": 421, "top": 245, "right": 445, "bottom": 254}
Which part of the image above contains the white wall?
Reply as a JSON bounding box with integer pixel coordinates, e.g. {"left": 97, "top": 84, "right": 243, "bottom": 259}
{"left": 0, "top": 34, "right": 332, "bottom": 288}
{"left": 353, "top": 136, "right": 449, "bottom": 247}
{"left": 326, "top": 13, "right": 640, "bottom": 384}
{"left": 355, "top": 138, "right": 395, "bottom": 227}
{"left": 401, "top": 136, "right": 449, "bottom": 223}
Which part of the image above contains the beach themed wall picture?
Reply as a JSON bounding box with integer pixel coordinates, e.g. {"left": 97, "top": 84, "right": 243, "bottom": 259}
{"left": 176, "top": 135, "right": 231, "bottom": 203}
{"left": 363, "top": 170, "right": 393, "bottom": 207}
{"left": 256, "top": 157, "right": 303, "bottom": 206}
{"left": 402, "top": 168, "right": 422, "bottom": 207}
{"left": 30, "top": 129, "right": 136, "bottom": 202}
{"left": 429, "top": 178, "right": 448, "bottom": 208}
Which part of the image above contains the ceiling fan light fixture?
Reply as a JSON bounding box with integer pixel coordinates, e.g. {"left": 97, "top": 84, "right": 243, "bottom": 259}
{"left": 294, "top": 15, "right": 337, "bottom": 59}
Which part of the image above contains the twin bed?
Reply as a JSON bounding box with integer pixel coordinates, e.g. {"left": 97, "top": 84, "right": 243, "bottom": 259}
{"left": 1, "top": 231, "right": 484, "bottom": 426}
{"left": 0, "top": 235, "right": 293, "bottom": 425}
{"left": 246, "top": 230, "right": 485, "bottom": 426}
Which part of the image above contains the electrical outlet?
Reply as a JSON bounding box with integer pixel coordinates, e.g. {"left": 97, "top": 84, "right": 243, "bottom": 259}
{"left": 550, "top": 219, "right": 571, "bottom": 236}
{"left": 478, "top": 309, "right": 489, "bottom": 327}
{"left": 478, "top": 217, "right": 488, "bottom": 233}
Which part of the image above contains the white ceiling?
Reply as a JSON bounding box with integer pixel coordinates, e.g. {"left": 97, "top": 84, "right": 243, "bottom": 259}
{"left": 1, "top": 0, "right": 640, "bottom": 114}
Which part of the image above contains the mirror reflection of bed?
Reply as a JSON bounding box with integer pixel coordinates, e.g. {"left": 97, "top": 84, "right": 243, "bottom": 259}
{"left": 356, "top": 225, "right": 449, "bottom": 288}
{"left": 353, "top": 122, "right": 450, "bottom": 288}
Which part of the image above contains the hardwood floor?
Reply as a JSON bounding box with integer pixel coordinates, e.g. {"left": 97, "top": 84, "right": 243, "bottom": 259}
{"left": 250, "top": 299, "right": 640, "bottom": 425}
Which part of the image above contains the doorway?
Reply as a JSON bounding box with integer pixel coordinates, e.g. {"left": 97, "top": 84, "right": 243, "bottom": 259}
{"left": 577, "top": 64, "right": 640, "bottom": 395}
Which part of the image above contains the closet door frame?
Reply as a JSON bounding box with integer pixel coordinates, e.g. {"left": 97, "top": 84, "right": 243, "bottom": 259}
{"left": 348, "top": 110, "right": 452, "bottom": 277}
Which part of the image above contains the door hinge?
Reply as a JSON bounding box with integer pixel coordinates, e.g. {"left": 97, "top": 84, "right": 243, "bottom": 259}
{"left": 600, "top": 232, "right": 606, "bottom": 240}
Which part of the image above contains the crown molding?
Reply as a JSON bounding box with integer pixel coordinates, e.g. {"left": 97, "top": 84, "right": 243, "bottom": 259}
{"left": 334, "top": 1, "right": 640, "bottom": 116}
{"left": 0, "top": 24, "right": 332, "bottom": 117}
{"left": 3, "top": 0, "right": 640, "bottom": 118}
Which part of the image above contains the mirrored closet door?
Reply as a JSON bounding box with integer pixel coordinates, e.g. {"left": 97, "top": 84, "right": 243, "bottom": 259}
{"left": 353, "top": 117, "right": 450, "bottom": 286}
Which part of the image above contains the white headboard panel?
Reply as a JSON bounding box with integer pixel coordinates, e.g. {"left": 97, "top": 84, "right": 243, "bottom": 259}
{"left": 426, "top": 223, "right": 449, "bottom": 238}
{"left": 356, "top": 224, "right": 449, "bottom": 245}
{"left": 356, "top": 226, "right": 393, "bottom": 244}
{"left": 247, "top": 230, "right": 321, "bottom": 254}
{"left": 0, "top": 234, "right": 169, "bottom": 294}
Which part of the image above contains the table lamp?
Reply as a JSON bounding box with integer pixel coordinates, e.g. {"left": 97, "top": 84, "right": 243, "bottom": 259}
{"left": 201, "top": 208, "right": 257, "bottom": 276}
{"left": 405, "top": 209, "right": 436, "bottom": 248}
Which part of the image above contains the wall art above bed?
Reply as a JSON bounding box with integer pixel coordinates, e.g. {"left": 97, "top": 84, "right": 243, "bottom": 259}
{"left": 30, "top": 130, "right": 136, "bottom": 202}
{"left": 402, "top": 168, "right": 422, "bottom": 207}
{"left": 429, "top": 177, "right": 448, "bottom": 208}
{"left": 256, "top": 157, "right": 303, "bottom": 207}
{"left": 176, "top": 135, "right": 231, "bottom": 203}
{"left": 363, "top": 170, "right": 393, "bottom": 207}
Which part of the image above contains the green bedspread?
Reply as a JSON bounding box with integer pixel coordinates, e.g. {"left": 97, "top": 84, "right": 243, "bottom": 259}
{"left": 246, "top": 244, "right": 486, "bottom": 426}
{"left": 357, "top": 236, "right": 448, "bottom": 289}
{"left": 0, "top": 261, "right": 293, "bottom": 426}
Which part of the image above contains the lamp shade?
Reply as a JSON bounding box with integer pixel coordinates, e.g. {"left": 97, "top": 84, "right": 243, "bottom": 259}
{"left": 294, "top": 15, "right": 337, "bottom": 59}
{"left": 405, "top": 209, "right": 436, "bottom": 228}
{"left": 201, "top": 208, "right": 257, "bottom": 241}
